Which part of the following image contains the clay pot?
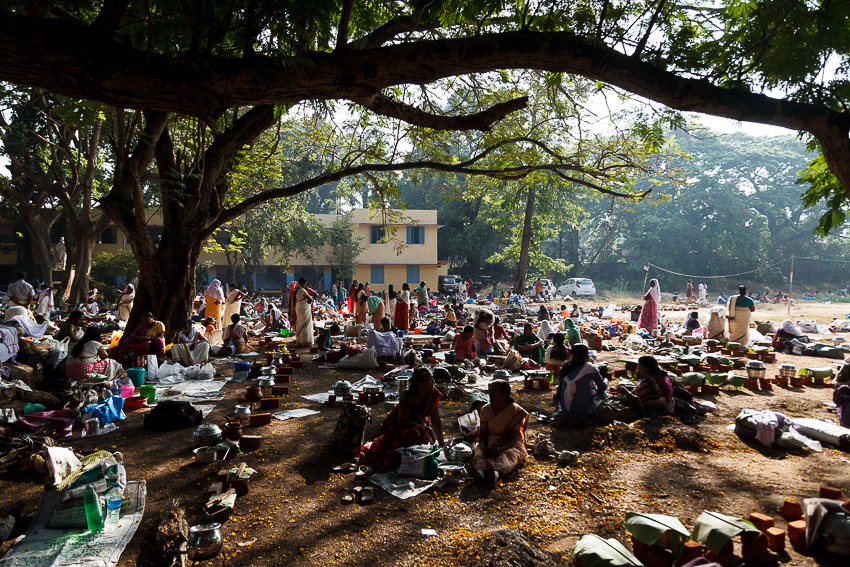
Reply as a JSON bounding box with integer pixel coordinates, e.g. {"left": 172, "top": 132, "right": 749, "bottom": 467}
{"left": 245, "top": 386, "right": 263, "bottom": 403}
{"left": 222, "top": 418, "right": 243, "bottom": 442}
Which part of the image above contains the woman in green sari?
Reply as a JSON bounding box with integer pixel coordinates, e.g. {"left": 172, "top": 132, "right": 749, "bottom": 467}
{"left": 562, "top": 318, "right": 582, "bottom": 345}
{"left": 513, "top": 323, "right": 544, "bottom": 364}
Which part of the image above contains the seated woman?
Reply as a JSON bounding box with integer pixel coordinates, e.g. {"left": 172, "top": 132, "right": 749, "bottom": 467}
{"left": 452, "top": 325, "right": 477, "bottom": 362}
{"left": 223, "top": 314, "right": 250, "bottom": 355}
{"left": 492, "top": 317, "right": 510, "bottom": 352}
{"left": 537, "top": 305, "right": 550, "bottom": 321}
{"left": 561, "top": 318, "right": 582, "bottom": 345}
{"left": 684, "top": 311, "right": 701, "bottom": 335}
{"left": 472, "top": 309, "right": 495, "bottom": 357}
{"left": 772, "top": 319, "right": 807, "bottom": 352}
{"left": 444, "top": 304, "right": 457, "bottom": 327}
{"left": 544, "top": 332, "right": 570, "bottom": 376}
{"left": 537, "top": 319, "right": 557, "bottom": 341}
{"left": 57, "top": 311, "right": 86, "bottom": 345}
{"left": 362, "top": 367, "right": 444, "bottom": 468}
{"left": 171, "top": 319, "right": 210, "bottom": 365}
{"left": 513, "top": 323, "right": 544, "bottom": 364}
{"left": 314, "top": 323, "right": 342, "bottom": 361}
{"left": 66, "top": 327, "right": 123, "bottom": 382}
{"left": 555, "top": 344, "right": 607, "bottom": 414}
{"left": 621, "top": 355, "right": 674, "bottom": 417}
{"left": 467, "top": 380, "right": 529, "bottom": 484}
{"left": 117, "top": 312, "right": 166, "bottom": 361}
{"left": 570, "top": 304, "right": 581, "bottom": 319}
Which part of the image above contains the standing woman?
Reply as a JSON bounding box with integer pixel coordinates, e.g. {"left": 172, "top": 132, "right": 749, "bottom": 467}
{"left": 387, "top": 284, "right": 397, "bottom": 322}
{"left": 116, "top": 282, "right": 135, "bottom": 322}
{"left": 347, "top": 280, "right": 358, "bottom": 313}
{"left": 638, "top": 279, "right": 661, "bottom": 333}
{"left": 294, "top": 278, "right": 315, "bottom": 347}
{"left": 394, "top": 283, "right": 411, "bottom": 331}
{"left": 685, "top": 280, "right": 695, "bottom": 304}
{"left": 36, "top": 283, "right": 54, "bottom": 318}
{"left": 727, "top": 285, "right": 756, "bottom": 344}
{"left": 698, "top": 281, "right": 708, "bottom": 306}
{"left": 223, "top": 282, "right": 245, "bottom": 326}
{"left": 353, "top": 283, "right": 367, "bottom": 325}
{"left": 204, "top": 280, "right": 225, "bottom": 328}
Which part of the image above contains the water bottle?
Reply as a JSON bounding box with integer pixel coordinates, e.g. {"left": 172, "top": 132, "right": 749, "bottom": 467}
{"left": 104, "top": 483, "right": 123, "bottom": 531}
{"left": 83, "top": 486, "right": 104, "bottom": 533}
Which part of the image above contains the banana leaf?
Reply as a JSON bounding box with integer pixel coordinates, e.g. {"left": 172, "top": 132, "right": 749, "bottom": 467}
{"left": 691, "top": 511, "right": 760, "bottom": 554}
{"left": 679, "top": 355, "right": 701, "bottom": 366}
{"left": 705, "top": 372, "right": 725, "bottom": 386}
{"left": 682, "top": 372, "right": 706, "bottom": 387}
{"left": 572, "top": 534, "right": 643, "bottom": 567}
{"left": 622, "top": 512, "right": 690, "bottom": 560}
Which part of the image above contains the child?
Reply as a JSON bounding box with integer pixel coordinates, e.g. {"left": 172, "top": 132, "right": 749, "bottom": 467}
{"left": 316, "top": 323, "right": 342, "bottom": 351}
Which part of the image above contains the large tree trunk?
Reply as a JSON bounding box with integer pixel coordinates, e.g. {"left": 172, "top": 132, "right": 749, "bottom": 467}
{"left": 513, "top": 184, "right": 535, "bottom": 293}
{"left": 20, "top": 206, "right": 59, "bottom": 282}
{"left": 66, "top": 213, "right": 111, "bottom": 306}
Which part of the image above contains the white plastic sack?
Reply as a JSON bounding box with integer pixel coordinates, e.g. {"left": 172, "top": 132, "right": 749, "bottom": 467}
{"left": 185, "top": 364, "right": 201, "bottom": 379}
{"left": 45, "top": 446, "right": 82, "bottom": 487}
{"left": 47, "top": 337, "right": 71, "bottom": 369}
{"left": 457, "top": 410, "right": 480, "bottom": 438}
{"left": 198, "top": 362, "right": 215, "bottom": 381}
{"left": 601, "top": 304, "right": 616, "bottom": 320}
{"left": 157, "top": 361, "right": 186, "bottom": 379}
{"left": 145, "top": 355, "right": 159, "bottom": 381}
{"left": 624, "top": 333, "right": 647, "bottom": 348}
{"left": 337, "top": 346, "right": 379, "bottom": 369}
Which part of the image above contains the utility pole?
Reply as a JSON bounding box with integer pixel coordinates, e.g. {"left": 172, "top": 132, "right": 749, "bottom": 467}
{"left": 788, "top": 255, "right": 794, "bottom": 316}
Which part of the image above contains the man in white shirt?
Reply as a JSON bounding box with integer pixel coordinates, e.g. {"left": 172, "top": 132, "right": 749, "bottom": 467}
{"left": 7, "top": 272, "right": 35, "bottom": 308}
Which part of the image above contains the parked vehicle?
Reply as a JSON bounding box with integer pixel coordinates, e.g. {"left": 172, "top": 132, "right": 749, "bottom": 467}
{"left": 558, "top": 278, "right": 596, "bottom": 297}
{"left": 438, "top": 274, "right": 462, "bottom": 295}
{"left": 526, "top": 278, "right": 556, "bottom": 299}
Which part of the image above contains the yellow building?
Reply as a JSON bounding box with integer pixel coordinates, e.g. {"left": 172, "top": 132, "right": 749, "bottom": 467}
{"left": 1, "top": 209, "right": 444, "bottom": 293}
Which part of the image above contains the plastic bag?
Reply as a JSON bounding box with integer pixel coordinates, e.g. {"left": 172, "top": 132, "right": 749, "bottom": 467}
{"left": 146, "top": 355, "right": 159, "bottom": 380}
{"left": 185, "top": 364, "right": 201, "bottom": 379}
{"left": 157, "top": 361, "right": 186, "bottom": 379}
{"left": 457, "top": 411, "right": 480, "bottom": 438}
{"left": 47, "top": 337, "right": 71, "bottom": 369}
{"left": 198, "top": 362, "right": 215, "bottom": 381}
{"left": 601, "top": 304, "right": 616, "bottom": 320}
{"left": 396, "top": 444, "right": 441, "bottom": 479}
{"left": 44, "top": 446, "right": 82, "bottom": 487}
{"left": 82, "top": 395, "right": 126, "bottom": 425}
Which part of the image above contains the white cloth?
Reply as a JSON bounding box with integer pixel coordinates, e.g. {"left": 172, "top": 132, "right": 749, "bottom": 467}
{"left": 36, "top": 289, "right": 54, "bottom": 316}
{"left": 366, "top": 330, "right": 404, "bottom": 357}
{"left": 204, "top": 279, "right": 225, "bottom": 301}
{"left": 398, "top": 290, "right": 410, "bottom": 304}
{"left": 10, "top": 315, "right": 49, "bottom": 340}
{"left": 561, "top": 362, "right": 597, "bottom": 413}
{"left": 171, "top": 342, "right": 210, "bottom": 365}
{"left": 781, "top": 319, "right": 802, "bottom": 336}
{"left": 71, "top": 340, "right": 102, "bottom": 363}
{"left": 223, "top": 289, "right": 243, "bottom": 325}
{"left": 0, "top": 325, "right": 19, "bottom": 362}
{"left": 7, "top": 280, "right": 34, "bottom": 305}
{"left": 544, "top": 345, "right": 568, "bottom": 368}
{"left": 647, "top": 279, "right": 661, "bottom": 305}
{"left": 537, "top": 320, "right": 557, "bottom": 340}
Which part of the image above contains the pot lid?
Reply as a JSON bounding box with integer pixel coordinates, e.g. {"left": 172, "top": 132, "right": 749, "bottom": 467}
{"left": 746, "top": 360, "right": 766, "bottom": 369}
{"left": 333, "top": 380, "right": 352, "bottom": 389}
{"left": 779, "top": 363, "right": 797, "bottom": 369}
{"left": 194, "top": 424, "right": 221, "bottom": 437}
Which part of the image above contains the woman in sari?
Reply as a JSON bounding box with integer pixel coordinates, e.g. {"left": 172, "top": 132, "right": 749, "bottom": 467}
{"left": 513, "top": 323, "right": 544, "bottom": 364}
{"left": 705, "top": 305, "right": 727, "bottom": 341}
{"left": 204, "top": 280, "right": 225, "bottom": 328}
{"left": 638, "top": 279, "right": 660, "bottom": 333}
{"left": 294, "top": 278, "right": 314, "bottom": 347}
{"left": 727, "top": 285, "right": 755, "bottom": 344}
{"left": 172, "top": 319, "right": 210, "bottom": 364}
{"left": 394, "top": 283, "right": 411, "bottom": 331}
{"left": 117, "top": 282, "right": 135, "bottom": 322}
{"left": 544, "top": 332, "right": 570, "bottom": 376}
{"left": 66, "top": 327, "right": 123, "bottom": 382}
{"left": 347, "top": 280, "right": 358, "bottom": 313}
{"left": 685, "top": 280, "right": 695, "bottom": 304}
{"left": 387, "top": 284, "right": 397, "bottom": 321}
{"left": 467, "top": 380, "right": 528, "bottom": 484}
{"left": 36, "top": 283, "right": 54, "bottom": 318}
{"left": 366, "top": 295, "right": 385, "bottom": 328}
{"left": 223, "top": 282, "right": 245, "bottom": 326}
{"left": 556, "top": 344, "right": 607, "bottom": 414}
{"left": 561, "top": 318, "right": 582, "bottom": 345}
{"left": 362, "top": 367, "right": 444, "bottom": 468}
{"left": 772, "top": 319, "right": 806, "bottom": 352}
{"left": 622, "top": 355, "right": 674, "bottom": 417}
{"left": 117, "top": 312, "right": 166, "bottom": 360}
{"left": 353, "top": 283, "right": 367, "bottom": 325}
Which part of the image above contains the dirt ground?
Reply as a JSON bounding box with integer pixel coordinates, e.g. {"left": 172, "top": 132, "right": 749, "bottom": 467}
{"left": 2, "top": 299, "right": 850, "bottom": 566}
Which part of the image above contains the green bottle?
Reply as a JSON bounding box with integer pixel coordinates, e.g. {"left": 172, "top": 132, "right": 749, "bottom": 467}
{"left": 83, "top": 486, "right": 104, "bottom": 533}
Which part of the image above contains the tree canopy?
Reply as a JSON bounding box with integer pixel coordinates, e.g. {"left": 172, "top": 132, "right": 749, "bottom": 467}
{"left": 1, "top": 0, "right": 848, "bottom": 211}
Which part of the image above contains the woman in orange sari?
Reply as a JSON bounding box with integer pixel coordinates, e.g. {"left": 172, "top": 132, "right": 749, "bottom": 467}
{"left": 347, "top": 280, "right": 358, "bottom": 313}
{"left": 362, "top": 367, "right": 445, "bottom": 468}
{"left": 467, "top": 380, "right": 529, "bottom": 484}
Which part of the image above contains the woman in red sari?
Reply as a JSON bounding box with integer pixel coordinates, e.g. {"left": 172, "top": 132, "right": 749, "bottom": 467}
{"left": 347, "top": 280, "right": 358, "bottom": 313}
{"left": 393, "top": 282, "right": 411, "bottom": 331}
{"left": 362, "top": 367, "right": 445, "bottom": 468}
{"left": 638, "top": 278, "right": 660, "bottom": 333}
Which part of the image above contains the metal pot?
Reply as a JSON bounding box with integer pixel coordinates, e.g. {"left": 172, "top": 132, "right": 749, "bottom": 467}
{"left": 193, "top": 424, "right": 222, "bottom": 447}
{"left": 493, "top": 369, "right": 512, "bottom": 378}
{"left": 819, "top": 512, "right": 850, "bottom": 555}
{"left": 363, "top": 384, "right": 383, "bottom": 394}
{"left": 187, "top": 523, "right": 224, "bottom": 561}
{"left": 779, "top": 363, "right": 797, "bottom": 378}
{"left": 446, "top": 443, "right": 473, "bottom": 464}
{"left": 260, "top": 366, "right": 276, "bottom": 375}
{"left": 233, "top": 404, "right": 252, "bottom": 420}
{"left": 396, "top": 377, "right": 409, "bottom": 397}
{"left": 746, "top": 360, "right": 766, "bottom": 379}
{"left": 257, "top": 377, "right": 275, "bottom": 389}
{"left": 193, "top": 446, "right": 218, "bottom": 464}
{"left": 333, "top": 380, "right": 352, "bottom": 397}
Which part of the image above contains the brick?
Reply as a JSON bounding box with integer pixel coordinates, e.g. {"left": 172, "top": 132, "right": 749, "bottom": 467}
{"left": 747, "top": 512, "right": 775, "bottom": 532}
{"left": 765, "top": 527, "right": 785, "bottom": 553}
{"left": 645, "top": 546, "right": 673, "bottom": 567}
{"left": 630, "top": 535, "right": 651, "bottom": 562}
{"left": 820, "top": 486, "right": 843, "bottom": 500}
{"left": 259, "top": 397, "right": 281, "bottom": 409}
{"left": 705, "top": 540, "right": 734, "bottom": 567}
{"left": 787, "top": 520, "right": 806, "bottom": 547}
{"left": 676, "top": 540, "right": 703, "bottom": 566}
{"left": 780, "top": 499, "right": 803, "bottom": 521}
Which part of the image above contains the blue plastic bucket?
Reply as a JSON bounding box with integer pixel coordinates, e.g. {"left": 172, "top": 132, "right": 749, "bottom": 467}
{"left": 234, "top": 361, "right": 251, "bottom": 372}
{"left": 127, "top": 367, "right": 145, "bottom": 387}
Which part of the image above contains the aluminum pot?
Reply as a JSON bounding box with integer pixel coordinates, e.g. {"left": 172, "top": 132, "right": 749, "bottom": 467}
{"left": 446, "top": 443, "right": 473, "bottom": 464}
{"left": 257, "top": 377, "right": 275, "bottom": 389}
{"left": 779, "top": 363, "right": 797, "bottom": 378}
{"left": 363, "top": 384, "right": 383, "bottom": 394}
{"left": 746, "top": 360, "right": 766, "bottom": 379}
{"left": 193, "top": 424, "right": 222, "bottom": 447}
{"left": 187, "top": 523, "right": 224, "bottom": 561}
{"left": 193, "top": 446, "right": 218, "bottom": 464}
{"left": 333, "top": 380, "right": 352, "bottom": 397}
{"left": 233, "top": 404, "right": 252, "bottom": 420}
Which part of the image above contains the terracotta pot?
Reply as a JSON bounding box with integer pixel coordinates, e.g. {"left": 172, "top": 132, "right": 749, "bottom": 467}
{"left": 222, "top": 419, "right": 242, "bottom": 442}
{"left": 245, "top": 386, "right": 263, "bottom": 403}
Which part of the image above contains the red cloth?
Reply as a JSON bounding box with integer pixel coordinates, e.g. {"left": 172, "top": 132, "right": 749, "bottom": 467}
{"left": 67, "top": 358, "right": 112, "bottom": 382}
{"left": 393, "top": 301, "right": 409, "bottom": 331}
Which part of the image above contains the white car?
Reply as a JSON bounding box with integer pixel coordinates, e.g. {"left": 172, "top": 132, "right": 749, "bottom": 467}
{"left": 558, "top": 278, "right": 596, "bottom": 298}
{"left": 526, "top": 278, "right": 556, "bottom": 299}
